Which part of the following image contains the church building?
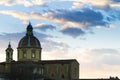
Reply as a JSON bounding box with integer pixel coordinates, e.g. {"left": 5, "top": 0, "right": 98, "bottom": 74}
{"left": 0, "top": 22, "right": 79, "bottom": 80}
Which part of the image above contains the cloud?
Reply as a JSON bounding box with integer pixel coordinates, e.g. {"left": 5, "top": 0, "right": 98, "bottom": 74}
{"left": 68, "top": 0, "right": 110, "bottom": 9}
{"left": 49, "top": 0, "right": 120, "bottom": 10}
{"left": 31, "top": 9, "right": 109, "bottom": 29}
{"left": 60, "top": 27, "right": 85, "bottom": 38}
{"left": 31, "top": 8, "right": 115, "bottom": 37}
{"left": 0, "top": 1, "right": 118, "bottom": 39}
{"left": 0, "top": 10, "right": 29, "bottom": 20}
{"left": 84, "top": 48, "right": 120, "bottom": 65}
{"left": 90, "top": 48, "right": 119, "bottom": 54}
{"left": 42, "top": 39, "right": 70, "bottom": 52}
{"left": 113, "top": 0, "right": 120, "bottom": 2}
{"left": 89, "top": 48, "right": 120, "bottom": 65}
{"left": 32, "top": 0, "right": 45, "bottom": 6}
{"left": 54, "top": 9, "right": 107, "bottom": 26}
{"left": 0, "top": 0, "right": 16, "bottom": 6}
{"left": 0, "top": 0, "right": 45, "bottom": 7}
{"left": 42, "top": 47, "right": 69, "bottom": 60}
{"left": 0, "top": 32, "right": 24, "bottom": 43}
{"left": 34, "top": 23, "right": 56, "bottom": 31}
{"left": 72, "top": 2, "right": 86, "bottom": 9}
{"left": 71, "top": 0, "right": 120, "bottom": 10}
{"left": 80, "top": 0, "right": 110, "bottom": 8}
{"left": 50, "top": 0, "right": 110, "bottom": 8}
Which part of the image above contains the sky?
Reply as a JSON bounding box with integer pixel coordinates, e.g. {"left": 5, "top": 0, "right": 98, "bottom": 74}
{"left": 0, "top": 0, "right": 120, "bottom": 79}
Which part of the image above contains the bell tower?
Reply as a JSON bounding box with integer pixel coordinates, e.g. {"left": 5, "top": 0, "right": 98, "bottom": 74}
{"left": 6, "top": 42, "right": 13, "bottom": 62}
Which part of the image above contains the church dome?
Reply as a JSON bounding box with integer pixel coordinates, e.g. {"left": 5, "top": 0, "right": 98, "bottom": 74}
{"left": 18, "top": 36, "right": 41, "bottom": 48}
{"left": 18, "top": 22, "right": 41, "bottom": 48}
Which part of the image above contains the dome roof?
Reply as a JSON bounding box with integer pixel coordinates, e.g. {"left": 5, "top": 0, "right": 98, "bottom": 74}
{"left": 18, "top": 22, "right": 41, "bottom": 48}
{"left": 18, "top": 35, "right": 41, "bottom": 48}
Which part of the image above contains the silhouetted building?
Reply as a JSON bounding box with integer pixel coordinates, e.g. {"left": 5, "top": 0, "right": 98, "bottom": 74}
{"left": 0, "top": 22, "right": 79, "bottom": 80}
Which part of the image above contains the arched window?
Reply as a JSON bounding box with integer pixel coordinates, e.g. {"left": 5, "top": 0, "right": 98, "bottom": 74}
{"left": 22, "top": 50, "right": 26, "bottom": 58}
{"left": 31, "top": 50, "right": 36, "bottom": 58}
{"left": 7, "top": 52, "right": 10, "bottom": 58}
{"left": 32, "top": 53, "right": 35, "bottom": 58}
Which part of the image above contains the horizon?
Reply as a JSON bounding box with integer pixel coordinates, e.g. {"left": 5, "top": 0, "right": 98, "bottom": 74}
{"left": 0, "top": 0, "right": 120, "bottom": 78}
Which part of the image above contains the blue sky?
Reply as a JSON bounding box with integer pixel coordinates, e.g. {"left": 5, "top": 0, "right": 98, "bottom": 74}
{"left": 0, "top": 0, "right": 120, "bottom": 78}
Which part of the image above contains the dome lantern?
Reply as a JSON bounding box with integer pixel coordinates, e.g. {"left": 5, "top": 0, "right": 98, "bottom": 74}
{"left": 26, "top": 22, "right": 33, "bottom": 36}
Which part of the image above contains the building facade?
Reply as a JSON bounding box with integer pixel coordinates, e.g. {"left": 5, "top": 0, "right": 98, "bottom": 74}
{"left": 0, "top": 22, "right": 79, "bottom": 80}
